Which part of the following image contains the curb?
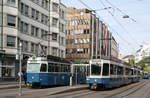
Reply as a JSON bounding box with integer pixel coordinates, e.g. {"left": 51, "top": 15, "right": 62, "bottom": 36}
{"left": 48, "top": 86, "right": 88, "bottom": 95}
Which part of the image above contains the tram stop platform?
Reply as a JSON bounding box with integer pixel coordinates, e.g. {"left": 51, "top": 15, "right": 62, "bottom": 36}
{"left": 0, "top": 81, "right": 88, "bottom": 95}
{"left": 47, "top": 84, "right": 88, "bottom": 95}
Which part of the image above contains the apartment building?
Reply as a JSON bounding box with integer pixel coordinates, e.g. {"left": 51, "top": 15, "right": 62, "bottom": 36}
{"left": 66, "top": 8, "right": 118, "bottom": 63}
{"left": 0, "top": 0, "right": 66, "bottom": 80}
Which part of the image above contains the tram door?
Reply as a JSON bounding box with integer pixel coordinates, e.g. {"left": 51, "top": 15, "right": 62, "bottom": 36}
{"left": 72, "top": 64, "right": 89, "bottom": 84}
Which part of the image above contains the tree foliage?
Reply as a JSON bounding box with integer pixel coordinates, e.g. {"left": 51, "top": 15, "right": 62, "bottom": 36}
{"left": 136, "top": 57, "right": 150, "bottom": 70}
{"left": 136, "top": 57, "right": 150, "bottom": 66}
{"left": 129, "top": 58, "right": 135, "bottom": 65}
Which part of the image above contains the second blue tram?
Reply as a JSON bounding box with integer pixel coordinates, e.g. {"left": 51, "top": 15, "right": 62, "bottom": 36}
{"left": 27, "top": 56, "right": 71, "bottom": 87}
{"left": 86, "top": 59, "right": 141, "bottom": 90}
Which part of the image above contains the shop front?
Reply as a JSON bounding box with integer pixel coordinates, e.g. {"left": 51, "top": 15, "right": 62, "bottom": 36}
{"left": 0, "top": 57, "right": 16, "bottom": 81}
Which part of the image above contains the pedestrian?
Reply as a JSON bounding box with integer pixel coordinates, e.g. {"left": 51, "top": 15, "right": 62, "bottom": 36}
{"left": 23, "top": 71, "right": 27, "bottom": 86}
{"left": 16, "top": 71, "right": 23, "bottom": 82}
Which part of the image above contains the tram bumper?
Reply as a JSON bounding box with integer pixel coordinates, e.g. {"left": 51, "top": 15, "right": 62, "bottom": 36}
{"left": 86, "top": 78, "right": 102, "bottom": 84}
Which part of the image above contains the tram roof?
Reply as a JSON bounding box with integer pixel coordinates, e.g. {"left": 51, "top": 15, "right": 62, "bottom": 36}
{"left": 28, "top": 55, "right": 71, "bottom": 64}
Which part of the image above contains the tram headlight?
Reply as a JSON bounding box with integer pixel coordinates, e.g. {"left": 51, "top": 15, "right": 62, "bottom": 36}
{"left": 94, "top": 79, "right": 97, "bottom": 82}
{"left": 86, "top": 78, "right": 90, "bottom": 80}
{"left": 31, "top": 76, "right": 34, "bottom": 80}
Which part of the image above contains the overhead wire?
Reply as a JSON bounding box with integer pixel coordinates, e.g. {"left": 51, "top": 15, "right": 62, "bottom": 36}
{"left": 98, "top": 0, "right": 140, "bottom": 47}
{"left": 76, "top": 0, "right": 135, "bottom": 56}
{"left": 105, "top": 0, "right": 136, "bottom": 22}
{"left": 77, "top": 0, "right": 136, "bottom": 48}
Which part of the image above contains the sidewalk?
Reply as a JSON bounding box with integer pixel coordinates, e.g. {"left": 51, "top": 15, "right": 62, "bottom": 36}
{"left": 0, "top": 81, "right": 25, "bottom": 90}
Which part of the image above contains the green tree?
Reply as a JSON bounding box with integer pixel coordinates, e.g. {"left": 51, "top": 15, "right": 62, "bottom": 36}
{"left": 144, "top": 66, "right": 150, "bottom": 73}
{"left": 74, "top": 60, "right": 80, "bottom": 64}
{"left": 136, "top": 57, "right": 150, "bottom": 70}
{"left": 129, "top": 58, "right": 135, "bottom": 65}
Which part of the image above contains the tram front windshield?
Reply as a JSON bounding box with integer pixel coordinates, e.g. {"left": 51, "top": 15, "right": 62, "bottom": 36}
{"left": 91, "top": 63, "right": 101, "bottom": 75}
{"left": 27, "top": 63, "right": 41, "bottom": 73}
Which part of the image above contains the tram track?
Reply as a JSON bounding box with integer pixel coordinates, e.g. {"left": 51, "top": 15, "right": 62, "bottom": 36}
{"left": 49, "top": 89, "right": 94, "bottom": 98}
{"left": 49, "top": 81, "right": 149, "bottom": 98}
{"left": 105, "top": 80, "right": 150, "bottom": 98}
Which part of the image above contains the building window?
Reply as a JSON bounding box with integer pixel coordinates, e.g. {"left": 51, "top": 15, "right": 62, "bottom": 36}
{"left": 31, "top": 26, "right": 35, "bottom": 36}
{"left": 7, "top": 36, "right": 16, "bottom": 47}
{"left": 7, "top": 14, "right": 16, "bottom": 27}
{"left": 23, "top": 23, "right": 28, "bottom": 33}
{"left": 59, "top": 23, "right": 64, "bottom": 33}
{"left": 41, "top": 14, "right": 44, "bottom": 23}
{"left": 20, "top": 21, "right": 23, "bottom": 32}
{"left": 52, "top": 47, "right": 57, "bottom": 56}
{"left": 24, "top": 5, "right": 29, "bottom": 16}
{"left": 52, "top": 18, "right": 58, "bottom": 27}
{"left": 31, "top": 8, "right": 35, "bottom": 18}
{"left": 41, "top": 0, "right": 45, "bottom": 7}
{"left": 61, "top": 37, "right": 64, "bottom": 45}
{"left": 20, "top": 3, "right": 24, "bottom": 13}
{"left": 24, "top": 41, "right": 28, "bottom": 52}
{"left": 45, "top": 16, "right": 48, "bottom": 25}
{"left": 31, "top": 43, "right": 34, "bottom": 52}
{"left": 62, "top": 10, "right": 65, "bottom": 19}
{"left": 52, "top": 3, "right": 58, "bottom": 12}
{"left": 61, "top": 50, "right": 64, "bottom": 58}
{"left": 7, "top": 0, "right": 16, "bottom": 5}
{"left": 35, "top": 28, "right": 39, "bottom": 37}
{"left": 41, "top": 29, "right": 44, "bottom": 39}
{"left": 52, "top": 33, "right": 57, "bottom": 41}
{"left": 45, "top": 31, "right": 48, "bottom": 40}
{"left": 36, "top": 11, "right": 39, "bottom": 20}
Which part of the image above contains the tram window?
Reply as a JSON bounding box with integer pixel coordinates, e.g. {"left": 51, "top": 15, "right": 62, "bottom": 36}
{"left": 120, "top": 67, "right": 123, "bottom": 75}
{"left": 55, "top": 64, "right": 60, "bottom": 72}
{"left": 67, "top": 65, "right": 71, "bottom": 72}
{"left": 110, "top": 64, "right": 114, "bottom": 75}
{"left": 112, "top": 65, "right": 117, "bottom": 75}
{"left": 48, "top": 65, "right": 52, "bottom": 72}
{"left": 48, "top": 63, "right": 54, "bottom": 72}
{"left": 138, "top": 71, "right": 140, "bottom": 75}
{"left": 131, "top": 69, "right": 134, "bottom": 75}
{"left": 134, "top": 70, "right": 136, "bottom": 75}
{"left": 40, "top": 64, "right": 47, "bottom": 72}
{"left": 103, "top": 63, "right": 109, "bottom": 76}
{"left": 61, "top": 65, "right": 65, "bottom": 72}
{"left": 91, "top": 64, "right": 101, "bottom": 75}
{"left": 65, "top": 66, "right": 68, "bottom": 72}
{"left": 117, "top": 66, "right": 123, "bottom": 75}
{"left": 55, "top": 65, "right": 59, "bottom": 72}
{"left": 125, "top": 68, "right": 129, "bottom": 75}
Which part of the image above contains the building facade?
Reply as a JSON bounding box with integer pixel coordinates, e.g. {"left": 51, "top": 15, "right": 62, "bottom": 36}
{"left": 0, "top": 0, "right": 66, "bottom": 80}
{"left": 66, "top": 8, "right": 118, "bottom": 63}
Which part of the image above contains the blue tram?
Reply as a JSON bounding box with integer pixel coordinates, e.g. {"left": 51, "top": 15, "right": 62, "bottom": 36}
{"left": 86, "top": 59, "right": 141, "bottom": 90}
{"left": 27, "top": 56, "right": 72, "bottom": 87}
{"left": 143, "top": 72, "right": 149, "bottom": 79}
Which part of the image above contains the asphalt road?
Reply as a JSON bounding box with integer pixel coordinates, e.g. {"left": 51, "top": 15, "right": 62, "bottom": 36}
{"left": 0, "top": 79, "right": 150, "bottom": 98}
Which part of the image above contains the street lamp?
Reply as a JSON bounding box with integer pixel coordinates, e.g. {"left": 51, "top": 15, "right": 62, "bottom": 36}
{"left": 91, "top": 7, "right": 112, "bottom": 13}
{"left": 123, "top": 15, "right": 136, "bottom": 22}
{"left": 19, "top": 42, "right": 22, "bottom": 96}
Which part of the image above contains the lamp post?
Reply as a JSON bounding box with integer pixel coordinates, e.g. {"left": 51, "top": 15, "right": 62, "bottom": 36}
{"left": 19, "top": 42, "right": 22, "bottom": 96}
{"left": 1, "top": 0, "right": 3, "bottom": 50}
